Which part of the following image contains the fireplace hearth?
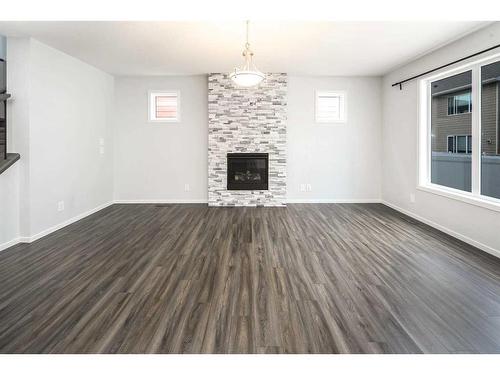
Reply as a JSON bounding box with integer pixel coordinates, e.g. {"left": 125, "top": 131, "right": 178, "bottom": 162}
{"left": 227, "top": 153, "right": 269, "bottom": 190}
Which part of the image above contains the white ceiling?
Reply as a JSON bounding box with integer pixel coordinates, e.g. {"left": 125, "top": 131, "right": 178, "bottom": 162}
{"left": 0, "top": 21, "right": 490, "bottom": 76}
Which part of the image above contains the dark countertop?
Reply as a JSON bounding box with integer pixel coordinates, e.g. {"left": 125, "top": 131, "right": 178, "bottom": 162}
{"left": 0, "top": 153, "right": 20, "bottom": 175}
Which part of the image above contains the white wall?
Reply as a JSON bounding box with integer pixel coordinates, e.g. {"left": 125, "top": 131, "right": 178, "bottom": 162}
{"left": 0, "top": 164, "right": 19, "bottom": 249}
{"left": 27, "top": 39, "right": 114, "bottom": 236}
{"left": 113, "top": 76, "right": 208, "bottom": 202}
{"left": 382, "top": 22, "right": 500, "bottom": 255}
{"left": 0, "top": 37, "right": 115, "bottom": 247}
{"left": 114, "top": 75, "right": 381, "bottom": 204}
{"left": 0, "top": 35, "right": 5, "bottom": 59}
{"left": 7, "top": 38, "right": 31, "bottom": 239}
{"left": 4, "top": 26, "right": 499, "bottom": 256}
{"left": 0, "top": 37, "right": 29, "bottom": 249}
{"left": 287, "top": 76, "right": 382, "bottom": 202}
{"left": 0, "top": 35, "right": 19, "bottom": 249}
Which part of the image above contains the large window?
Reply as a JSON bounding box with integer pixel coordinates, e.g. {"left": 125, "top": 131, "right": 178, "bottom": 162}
{"left": 420, "top": 54, "right": 500, "bottom": 208}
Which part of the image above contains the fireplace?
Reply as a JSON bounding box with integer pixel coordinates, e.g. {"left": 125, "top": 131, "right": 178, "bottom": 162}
{"left": 227, "top": 153, "right": 269, "bottom": 190}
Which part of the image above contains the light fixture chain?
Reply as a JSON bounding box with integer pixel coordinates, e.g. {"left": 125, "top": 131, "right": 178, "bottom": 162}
{"left": 246, "top": 20, "right": 250, "bottom": 48}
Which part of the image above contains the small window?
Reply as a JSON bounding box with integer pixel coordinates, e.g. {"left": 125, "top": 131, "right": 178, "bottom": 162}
{"left": 149, "top": 91, "right": 180, "bottom": 122}
{"left": 447, "top": 92, "right": 471, "bottom": 115}
{"left": 315, "top": 91, "right": 346, "bottom": 123}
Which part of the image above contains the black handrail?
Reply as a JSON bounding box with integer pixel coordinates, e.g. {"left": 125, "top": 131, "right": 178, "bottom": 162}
{"left": 392, "top": 43, "right": 500, "bottom": 90}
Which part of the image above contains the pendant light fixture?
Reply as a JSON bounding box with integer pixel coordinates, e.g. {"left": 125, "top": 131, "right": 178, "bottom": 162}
{"left": 229, "top": 20, "right": 265, "bottom": 88}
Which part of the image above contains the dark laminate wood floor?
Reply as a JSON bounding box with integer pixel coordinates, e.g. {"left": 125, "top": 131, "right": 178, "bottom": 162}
{"left": 1, "top": 203, "right": 500, "bottom": 353}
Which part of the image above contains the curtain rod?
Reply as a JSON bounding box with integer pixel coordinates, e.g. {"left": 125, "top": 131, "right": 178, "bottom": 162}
{"left": 391, "top": 43, "right": 500, "bottom": 90}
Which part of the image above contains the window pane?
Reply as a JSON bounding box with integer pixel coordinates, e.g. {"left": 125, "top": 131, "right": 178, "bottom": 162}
{"left": 456, "top": 135, "right": 467, "bottom": 153}
{"left": 447, "top": 136, "right": 454, "bottom": 152}
{"left": 447, "top": 97, "right": 454, "bottom": 115}
{"left": 156, "top": 95, "right": 177, "bottom": 119}
{"left": 456, "top": 93, "right": 471, "bottom": 114}
{"left": 431, "top": 71, "right": 472, "bottom": 191}
{"left": 480, "top": 60, "right": 500, "bottom": 199}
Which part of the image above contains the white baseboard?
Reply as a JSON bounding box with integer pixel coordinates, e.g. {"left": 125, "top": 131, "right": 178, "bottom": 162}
{"left": 0, "top": 201, "right": 114, "bottom": 252}
{"left": 26, "top": 201, "right": 115, "bottom": 243}
{"left": 286, "top": 198, "right": 382, "bottom": 204}
{"left": 114, "top": 198, "right": 383, "bottom": 205}
{"left": 0, "top": 199, "right": 380, "bottom": 251}
{"left": 382, "top": 200, "right": 500, "bottom": 259}
{"left": 0, "top": 237, "right": 21, "bottom": 252}
{"left": 4, "top": 199, "right": 497, "bottom": 260}
{"left": 113, "top": 199, "right": 208, "bottom": 204}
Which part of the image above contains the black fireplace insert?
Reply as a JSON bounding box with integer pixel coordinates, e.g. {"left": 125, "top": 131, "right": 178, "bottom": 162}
{"left": 227, "top": 153, "right": 269, "bottom": 190}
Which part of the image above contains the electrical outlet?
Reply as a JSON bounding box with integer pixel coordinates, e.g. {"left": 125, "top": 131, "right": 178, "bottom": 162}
{"left": 306, "top": 184, "right": 312, "bottom": 192}
{"left": 184, "top": 183, "right": 190, "bottom": 192}
{"left": 410, "top": 193, "right": 416, "bottom": 203}
{"left": 99, "top": 146, "right": 105, "bottom": 155}
{"left": 99, "top": 138, "right": 105, "bottom": 146}
{"left": 300, "top": 184, "right": 306, "bottom": 192}
{"left": 57, "top": 201, "right": 65, "bottom": 212}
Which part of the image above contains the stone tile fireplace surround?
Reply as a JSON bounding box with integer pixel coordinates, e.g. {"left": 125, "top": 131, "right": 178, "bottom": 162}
{"left": 208, "top": 73, "right": 287, "bottom": 206}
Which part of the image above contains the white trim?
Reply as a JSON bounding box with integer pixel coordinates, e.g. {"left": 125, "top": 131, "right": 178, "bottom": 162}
{"left": 148, "top": 90, "right": 181, "bottom": 123}
{"left": 472, "top": 65, "right": 481, "bottom": 195}
{"left": 0, "top": 237, "right": 21, "bottom": 252}
{"left": 5, "top": 199, "right": 496, "bottom": 262}
{"left": 26, "top": 201, "right": 114, "bottom": 243}
{"left": 116, "top": 198, "right": 384, "bottom": 205}
{"left": 114, "top": 199, "right": 208, "bottom": 204}
{"left": 285, "top": 198, "right": 382, "bottom": 204}
{"left": 418, "top": 78, "right": 428, "bottom": 187}
{"left": 417, "top": 184, "right": 500, "bottom": 213}
{"left": 0, "top": 201, "right": 114, "bottom": 252}
{"left": 382, "top": 200, "right": 500, "bottom": 259}
{"left": 315, "top": 90, "right": 347, "bottom": 124}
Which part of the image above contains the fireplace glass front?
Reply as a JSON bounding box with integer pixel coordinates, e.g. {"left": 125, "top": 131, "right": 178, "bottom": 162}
{"left": 227, "top": 153, "right": 269, "bottom": 190}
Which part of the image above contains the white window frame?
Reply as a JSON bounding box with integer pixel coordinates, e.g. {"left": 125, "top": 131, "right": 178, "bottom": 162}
{"left": 315, "top": 90, "right": 347, "bottom": 124}
{"left": 418, "top": 52, "right": 500, "bottom": 213}
{"left": 148, "top": 90, "right": 181, "bottom": 123}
